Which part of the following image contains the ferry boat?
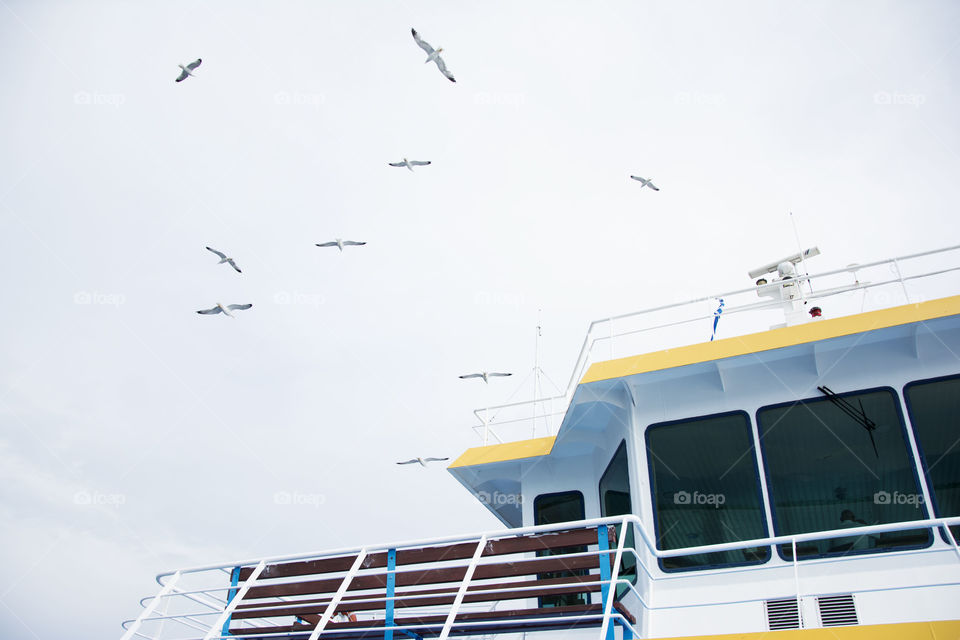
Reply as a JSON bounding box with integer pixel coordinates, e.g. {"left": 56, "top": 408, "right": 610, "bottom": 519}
{"left": 121, "top": 245, "right": 960, "bottom": 639}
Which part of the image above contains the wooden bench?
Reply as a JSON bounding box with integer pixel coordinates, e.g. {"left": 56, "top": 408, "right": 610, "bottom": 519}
{"left": 224, "top": 526, "right": 636, "bottom": 638}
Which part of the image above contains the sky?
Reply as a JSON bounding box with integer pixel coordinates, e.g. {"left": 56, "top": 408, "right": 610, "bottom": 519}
{"left": 1, "top": 1, "right": 959, "bottom": 638}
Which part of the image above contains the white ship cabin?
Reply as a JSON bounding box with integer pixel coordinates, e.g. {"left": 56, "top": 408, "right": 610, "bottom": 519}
{"left": 122, "top": 246, "right": 960, "bottom": 640}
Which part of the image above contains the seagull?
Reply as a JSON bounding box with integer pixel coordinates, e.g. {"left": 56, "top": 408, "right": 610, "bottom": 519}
{"left": 205, "top": 246, "right": 242, "bottom": 273}
{"left": 175, "top": 59, "right": 202, "bottom": 83}
{"left": 196, "top": 303, "right": 253, "bottom": 318}
{"left": 315, "top": 239, "right": 367, "bottom": 252}
{"left": 411, "top": 29, "right": 455, "bottom": 82}
{"left": 630, "top": 175, "right": 660, "bottom": 191}
{"left": 459, "top": 372, "right": 513, "bottom": 384}
{"left": 397, "top": 457, "right": 450, "bottom": 467}
{"left": 389, "top": 158, "right": 431, "bottom": 171}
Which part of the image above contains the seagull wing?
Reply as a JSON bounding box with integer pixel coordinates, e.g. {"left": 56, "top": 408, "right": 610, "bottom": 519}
{"left": 316, "top": 242, "right": 338, "bottom": 247}
{"left": 186, "top": 59, "right": 202, "bottom": 71}
{"left": 434, "top": 56, "right": 456, "bottom": 82}
{"left": 459, "top": 374, "right": 483, "bottom": 379}
{"left": 396, "top": 459, "right": 419, "bottom": 465}
{"left": 488, "top": 373, "right": 512, "bottom": 377}
{"left": 409, "top": 161, "right": 431, "bottom": 167}
{"left": 226, "top": 303, "right": 252, "bottom": 311}
{"left": 206, "top": 246, "right": 227, "bottom": 260}
{"left": 629, "top": 175, "right": 642, "bottom": 181}
{"left": 175, "top": 70, "right": 189, "bottom": 83}
{"left": 648, "top": 183, "right": 660, "bottom": 191}
{"left": 197, "top": 306, "right": 223, "bottom": 315}
{"left": 423, "top": 457, "right": 449, "bottom": 463}
{"left": 226, "top": 259, "right": 242, "bottom": 273}
{"left": 342, "top": 241, "right": 366, "bottom": 246}
{"left": 388, "top": 162, "right": 406, "bottom": 167}
{"left": 411, "top": 28, "right": 435, "bottom": 55}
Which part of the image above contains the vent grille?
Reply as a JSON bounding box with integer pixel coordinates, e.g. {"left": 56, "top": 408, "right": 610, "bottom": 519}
{"left": 818, "top": 594, "right": 858, "bottom": 627}
{"left": 765, "top": 598, "right": 802, "bottom": 630}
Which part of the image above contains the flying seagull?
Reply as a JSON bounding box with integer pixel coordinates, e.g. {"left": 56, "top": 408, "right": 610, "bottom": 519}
{"left": 175, "top": 59, "right": 202, "bottom": 83}
{"left": 411, "top": 28, "right": 455, "bottom": 82}
{"left": 205, "top": 246, "right": 242, "bottom": 273}
{"left": 459, "top": 372, "right": 513, "bottom": 384}
{"left": 389, "top": 158, "right": 431, "bottom": 171}
{"left": 630, "top": 175, "right": 660, "bottom": 191}
{"left": 397, "top": 457, "right": 450, "bottom": 467}
{"left": 315, "top": 239, "right": 367, "bottom": 252}
{"left": 196, "top": 303, "right": 253, "bottom": 318}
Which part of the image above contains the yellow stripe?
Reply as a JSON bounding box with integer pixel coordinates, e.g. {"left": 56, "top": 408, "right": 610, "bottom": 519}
{"left": 582, "top": 295, "right": 960, "bottom": 385}
{"left": 652, "top": 620, "right": 960, "bottom": 639}
{"left": 449, "top": 436, "right": 557, "bottom": 468}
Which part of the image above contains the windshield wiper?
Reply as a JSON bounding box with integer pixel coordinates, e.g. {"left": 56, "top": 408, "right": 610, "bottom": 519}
{"left": 817, "top": 386, "right": 879, "bottom": 458}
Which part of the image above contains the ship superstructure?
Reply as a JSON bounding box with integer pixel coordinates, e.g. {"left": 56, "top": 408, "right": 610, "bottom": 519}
{"left": 122, "top": 245, "right": 960, "bottom": 639}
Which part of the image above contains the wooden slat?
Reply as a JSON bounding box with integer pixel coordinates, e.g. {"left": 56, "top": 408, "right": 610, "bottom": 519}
{"left": 237, "top": 527, "right": 610, "bottom": 581}
{"left": 243, "top": 554, "right": 600, "bottom": 600}
{"left": 230, "top": 602, "right": 636, "bottom": 637}
{"left": 231, "top": 574, "right": 601, "bottom": 619}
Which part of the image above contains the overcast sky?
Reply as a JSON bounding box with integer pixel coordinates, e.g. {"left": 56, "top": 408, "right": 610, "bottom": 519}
{"left": 1, "top": 1, "right": 959, "bottom": 638}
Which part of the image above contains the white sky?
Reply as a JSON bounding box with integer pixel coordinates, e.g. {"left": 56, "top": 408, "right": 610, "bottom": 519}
{"left": 1, "top": 1, "right": 959, "bottom": 638}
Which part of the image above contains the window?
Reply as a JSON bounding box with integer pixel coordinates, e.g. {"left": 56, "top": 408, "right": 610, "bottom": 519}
{"left": 905, "top": 375, "right": 960, "bottom": 543}
{"left": 534, "top": 491, "right": 587, "bottom": 607}
{"left": 599, "top": 441, "right": 637, "bottom": 597}
{"left": 646, "top": 412, "right": 770, "bottom": 571}
{"left": 758, "top": 388, "right": 931, "bottom": 560}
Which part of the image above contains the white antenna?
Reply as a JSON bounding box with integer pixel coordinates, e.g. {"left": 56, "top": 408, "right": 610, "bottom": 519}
{"left": 789, "top": 211, "right": 812, "bottom": 297}
{"left": 533, "top": 310, "right": 542, "bottom": 438}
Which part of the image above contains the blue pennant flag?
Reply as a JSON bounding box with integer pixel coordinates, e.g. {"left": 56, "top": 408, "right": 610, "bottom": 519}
{"left": 710, "top": 299, "right": 725, "bottom": 342}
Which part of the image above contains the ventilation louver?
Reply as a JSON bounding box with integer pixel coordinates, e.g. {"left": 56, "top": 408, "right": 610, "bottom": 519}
{"left": 818, "top": 594, "right": 858, "bottom": 627}
{"left": 765, "top": 598, "right": 802, "bottom": 630}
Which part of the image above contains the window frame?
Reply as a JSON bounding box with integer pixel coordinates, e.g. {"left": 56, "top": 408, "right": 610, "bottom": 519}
{"left": 598, "top": 440, "right": 638, "bottom": 594}
{"left": 644, "top": 409, "right": 772, "bottom": 573}
{"left": 756, "top": 385, "right": 933, "bottom": 561}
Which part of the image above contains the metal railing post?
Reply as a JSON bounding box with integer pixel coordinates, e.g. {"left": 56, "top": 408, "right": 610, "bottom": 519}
{"left": 598, "top": 520, "right": 627, "bottom": 640}
{"left": 121, "top": 571, "right": 182, "bottom": 640}
{"left": 309, "top": 548, "right": 369, "bottom": 640}
{"left": 437, "top": 535, "right": 488, "bottom": 640}
{"left": 791, "top": 539, "right": 802, "bottom": 629}
{"left": 219, "top": 567, "right": 241, "bottom": 638}
{"left": 384, "top": 548, "right": 397, "bottom": 640}
{"left": 204, "top": 561, "right": 266, "bottom": 640}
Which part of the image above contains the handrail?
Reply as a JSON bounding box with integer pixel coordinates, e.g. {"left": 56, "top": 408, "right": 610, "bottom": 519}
{"left": 469, "top": 244, "right": 960, "bottom": 441}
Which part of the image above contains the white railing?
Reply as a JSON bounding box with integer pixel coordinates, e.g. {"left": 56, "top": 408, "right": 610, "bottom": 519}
{"left": 471, "top": 244, "right": 960, "bottom": 444}
{"left": 121, "top": 514, "right": 960, "bottom": 640}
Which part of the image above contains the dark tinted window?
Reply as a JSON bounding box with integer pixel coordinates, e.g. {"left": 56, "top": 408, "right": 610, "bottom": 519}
{"left": 599, "top": 441, "right": 637, "bottom": 596}
{"left": 905, "top": 376, "right": 960, "bottom": 542}
{"left": 534, "top": 491, "right": 587, "bottom": 607}
{"left": 646, "top": 412, "right": 770, "bottom": 571}
{"left": 758, "top": 388, "right": 931, "bottom": 559}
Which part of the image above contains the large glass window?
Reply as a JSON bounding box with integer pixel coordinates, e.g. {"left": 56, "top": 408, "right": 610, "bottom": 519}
{"left": 599, "top": 441, "right": 637, "bottom": 597}
{"left": 758, "top": 388, "right": 931, "bottom": 560}
{"left": 646, "top": 412, "right": 770, "bottom": 571}
{"left": 905, "top": 375, "right": 960, "bottom": 542}
{"left": 533, "top": 491, "right": 587, "bottom": 607}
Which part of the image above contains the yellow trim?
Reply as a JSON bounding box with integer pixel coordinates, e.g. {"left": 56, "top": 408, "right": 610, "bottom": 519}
{"left": 449, "top": 436, "right": 557, "bottom": 469}
{"left": 652, "top": 620, "right": 960, "bottom": 639}
{"left": 582, "top": 295, "right": 960, "bottom": 384}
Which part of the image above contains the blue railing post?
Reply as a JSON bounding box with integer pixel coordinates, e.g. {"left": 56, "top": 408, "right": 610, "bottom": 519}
{"left": 385, "top": 548, "right": 397, "bottom": 640}
{"left": 597, "top": 525, "right": 615, "bottom": 640}
{"left": 220, "top": 566, "right": 241, "bottom": 638}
